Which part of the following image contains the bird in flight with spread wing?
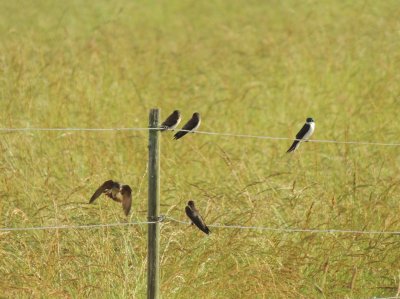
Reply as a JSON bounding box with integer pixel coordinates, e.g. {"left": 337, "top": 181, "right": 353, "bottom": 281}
{"left": 185, "top": 200, "right": 210, "bottom": 235}
{"left": 89, "top": 180, "right": 132, "bottom": 216}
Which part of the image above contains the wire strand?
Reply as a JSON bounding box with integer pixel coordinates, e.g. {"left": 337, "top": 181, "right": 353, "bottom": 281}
{"left": 0, "top": 127, "right": 153, "bottom": 132}
{"left": 165, "top": 217, "right": 400, "bottom": 235}
{"left": 0, "top": 220, "right": 158, "bottom": 232}
{"left": 1, "top": 126, "right": 399, "bottom": 147}
{"left": 2, "top": 216, "right": 400, "bottom": 235}
{"left": 194, "top": 130, "right": 400, "bottom": 147}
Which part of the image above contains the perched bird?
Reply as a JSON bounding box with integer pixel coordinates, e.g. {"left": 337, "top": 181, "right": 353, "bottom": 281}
{"left": 287, "top": 117, "right": 315, "bottom": 153}
{"left": 185, "top": 200, "right": 210, "bottom": 235}
{"left": 160, "top": 110, "right": 181, "bottom": 131}
{"left": 89, "top": 180, "right": 132, "bottom": 216}
{"left": 173, "top": 112, "right": 201, "bottom": 140}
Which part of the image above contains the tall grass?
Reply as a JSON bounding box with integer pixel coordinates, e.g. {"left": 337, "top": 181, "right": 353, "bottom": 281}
{"left": 1, "top": 0, "right": 400, "bottom": 298}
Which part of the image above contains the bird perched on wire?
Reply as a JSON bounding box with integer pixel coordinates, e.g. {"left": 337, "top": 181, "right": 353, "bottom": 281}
{"left": 160, "top": 110, "right": 181, "bottom": 131}
{"left": 287, "top": 117, "right": 315, "bottom": 153}
{"left": 185, "top": 200, "right": 210, "bottom": 235}
{"left": 89, "top": 180, "right": 132, "bottom": 216}
{"left": 173, "top": 112, "right": 201, "bottom": 140}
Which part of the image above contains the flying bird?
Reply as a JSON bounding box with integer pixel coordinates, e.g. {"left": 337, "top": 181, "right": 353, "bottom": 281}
{"left": 185, "top": 200, "right": 210, "bottom": 235}
{"left": 160, "top": 110, "right": 181, "bottom": 131}
{"left": 89, "top": 180, "right": 132, "bottom": 216}
{"left": 173, "top": 112, "right": 201, "bottom": 140}
{"left": 287, "top": 117, "right": 315, "bottom": 153}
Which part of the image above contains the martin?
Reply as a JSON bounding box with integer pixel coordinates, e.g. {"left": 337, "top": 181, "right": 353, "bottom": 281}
{"left": 287, "top": 117, "right": 315, "bottom": 153}
{"left": 173, "top": 112, "right": 201, "bottom": 140}
{"left": 160, "top": 110, "right": 181, "bottom": 131}
{"left": 185, "top": 200, "right": 210, "bottom": 235}
{"left": 89, "top": 180, "right": 132, "bottom": 216}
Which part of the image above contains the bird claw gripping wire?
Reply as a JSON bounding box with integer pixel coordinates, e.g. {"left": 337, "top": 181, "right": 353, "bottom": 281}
{"left": 147, "top": 215, "right": 166, "bottom": 223}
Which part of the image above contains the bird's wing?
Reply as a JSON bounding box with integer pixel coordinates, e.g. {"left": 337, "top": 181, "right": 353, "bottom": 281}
{"left": 295, "top": 123, "right": 310, "bottom": 140}
{"left": 89, "top": 180, "right": 114, "bottom": 203}
{"left": 198, "top": 216, "right": 210, "bottom": 234}
{"left": 161, "top": 112, "right": 179, "bottom": 128}
{"left": 173, "top": 130, "right": 187, "bottom": 140}
{"left": 121, "top": 185, "right": 132, "bottom": 216}
{"left": 182, "top": 116, "right": 199, "bottom": 131}
{"left": 173, "top": 130, "right": 188, "bottom": 140}
{"left": 174, "top": 117, "right": 198, "bottom": 140}
{"left": 286, "top": 140, "right": 300, "bottom": 153}
{"left": 185, "top": 206, "right": 194, "bottom": 219}
{"left": 185, "top": 206, "right": 210, "bottom": 234}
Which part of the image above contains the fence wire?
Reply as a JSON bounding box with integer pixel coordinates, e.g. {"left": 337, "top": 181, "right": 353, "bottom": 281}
{"left": 0, "top": 220, "right": 159, "bottom": 232}
{"left": 2, "top": 216, "right": 400, "bottom": 236}
{"left": 165, "top": 217, "right": 400, "bottom": 235}
{"left": 0, "top": 127, "right": 400, "bottom": 147}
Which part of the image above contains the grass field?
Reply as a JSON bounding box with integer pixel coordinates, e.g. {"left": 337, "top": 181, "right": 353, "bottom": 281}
{"left": 1, "top": 0, "right": 400, "bottom": 298}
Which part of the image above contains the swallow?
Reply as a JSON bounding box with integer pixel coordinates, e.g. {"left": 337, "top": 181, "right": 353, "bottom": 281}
{"left": 160, "top": 110, "right": 181, "bottom": 131}
{"left": 173, "top": 112, "right": 201, "bottom": 140}
{"left": 185, "top": 200, "right": 210, "bottom": 234}
{"left": 89, "top": 180, "right": 132, "bottom": 216}
{"left": 287, "top": 117, "right": 315, "bottom": 153}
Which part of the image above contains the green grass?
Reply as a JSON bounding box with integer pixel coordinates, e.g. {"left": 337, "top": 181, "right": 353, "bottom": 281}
{"left": 1, "top": 0, "right": 400, "bottom": 298}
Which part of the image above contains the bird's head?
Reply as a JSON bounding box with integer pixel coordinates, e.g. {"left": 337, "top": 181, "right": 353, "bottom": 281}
{"left": 306, "top": 117, "right": 314, "bottom": 123}
{"left": 111, "top": 181, "right": 121, "bottom": 189}
{"left": 187, "top": 200, "right": 195, "bottom": 208}
{"left": 121, "top": 185, "right": 132, "bottom": 195}
{"left": 193, "top": 112, "right": 200, "bottom": 119}
{"left": 173, "top": 110, "right": 181, "bottom": 116}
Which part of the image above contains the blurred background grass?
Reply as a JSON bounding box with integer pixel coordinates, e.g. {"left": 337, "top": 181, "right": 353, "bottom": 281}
{"left": 1, "top": 0, "right": 400, "bottom": 298}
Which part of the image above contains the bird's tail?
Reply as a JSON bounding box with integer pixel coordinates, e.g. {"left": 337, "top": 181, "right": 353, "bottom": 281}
{"left": 173, "top": 130, "right": 187, "bottom": 140}
{"left": 287, "top": 140, "right": 300, "bottom": 153}
{"left": 204, "top": 226, "right": 211, "bottom": 234}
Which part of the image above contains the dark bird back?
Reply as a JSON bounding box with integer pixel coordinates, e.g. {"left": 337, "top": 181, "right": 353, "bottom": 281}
{"left": 174, "top": 112, "right": 201, "bottom": 140}
{"left": 287, "top": 118, "right": 315, "bottom": 153}
{"left": 160, "top": 110, "right": 181, "bottom": 131}
{"left": 120, "top": 185, "right": 132, "bottom": 216}
{"left": 185, "top": 200, "right": 210, "bottom": 234}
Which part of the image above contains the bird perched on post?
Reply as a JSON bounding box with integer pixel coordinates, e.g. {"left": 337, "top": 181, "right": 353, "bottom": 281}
{"left": 287, "top": 117, "right": 315, "bottom": 153}
{"left": 89, "top": 180, "right": 132, "bottom": 216}
{"left": 160, "top": 110, "right": 181, "bottom": 131}
{"left": 173, "top": 112, "right": 201, "bottom": 140}
{"left": 185, "top": 200, "right": 210, "bottom": 235}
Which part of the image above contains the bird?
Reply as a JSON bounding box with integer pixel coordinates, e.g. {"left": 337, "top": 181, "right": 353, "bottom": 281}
{"left": 160, "top": 110, "right": 181, "bottom": 131}
{"left": 89, "top": 180, "right": 132, "bottom": 216}
{"left": 185, "top": 200, "right": 210, "bottom": 235}
{"left": 173, "top": 112, "right": 201, "bottom": 140}
{"left": 287, "top": 117, "right": 315, "bottom": 153}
